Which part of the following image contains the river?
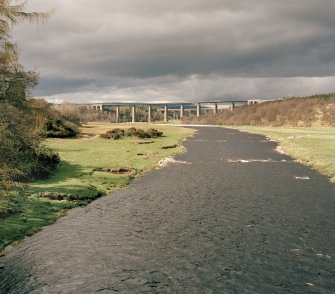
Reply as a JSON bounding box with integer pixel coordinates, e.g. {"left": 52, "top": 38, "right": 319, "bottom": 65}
{"left": 1, "top": 127, "right": 334, "bottom": 293}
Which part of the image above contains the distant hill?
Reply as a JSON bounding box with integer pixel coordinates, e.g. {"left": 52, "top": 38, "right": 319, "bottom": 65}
{"left": 182, "top": 94, "right": 335, "bottom": 127}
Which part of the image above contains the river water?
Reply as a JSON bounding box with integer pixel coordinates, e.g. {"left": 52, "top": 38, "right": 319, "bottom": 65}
{"left": 1, "top": 127, "right": 335, "bottom": 293}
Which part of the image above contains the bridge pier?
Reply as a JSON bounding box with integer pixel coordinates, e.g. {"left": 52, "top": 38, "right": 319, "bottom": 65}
{"left": 131, "top": 106, "right": 136, "bottom": 123}
{"left": 180, "top": 105, "right": 184, "bottom": 119}
{"left": 164, "top": 105, "right": 168, "bottom": 122}
{"left": 196, "top": 103, "right": 201, "bottom": 117}
{"left": 148, "top": 105, "right": 152, "bottom": 123}
{"left": 115, "top": 106, "right": 120, "bottom": 123}
{"left": 213, "top": 103, "right": 218, "bottom": 114}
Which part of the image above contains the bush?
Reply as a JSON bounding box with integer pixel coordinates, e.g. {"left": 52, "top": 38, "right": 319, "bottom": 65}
{"left": 110, "top": 133, "right": 121, "bottom": 140}
{"left": 132, "top": 129, "right": 149, "bottom": 138}
{"left": 124, "top": 127, "right": 137, "bottom": 137}
{"left": 100, "top": 127, "right": 163, "bottom": 140}
{"left": 45, "top": 117, "right": 79, "bottom": 138}
{"left": 100, "top": 128, "right": 125, "bottom": 139}
{"left": 14, "top": 146, "right": 61, "bottom": 181}
{"left": 146, "top": 128, "right": 163, "bottom": 137}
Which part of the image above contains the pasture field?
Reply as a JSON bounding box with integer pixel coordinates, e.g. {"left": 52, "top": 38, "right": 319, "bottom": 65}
{"left": 30, "top": 123, "right": 194, "bottom": 198}
{"left": 236, "top": 126, "right": 335, "bottom": 183}
{"left": 0, "top": 123, "right": 194, "bottom": 252}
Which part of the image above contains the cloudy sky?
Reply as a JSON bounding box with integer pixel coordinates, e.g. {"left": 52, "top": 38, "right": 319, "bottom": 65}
{"left": 13, "top": 0, "right": 335, "bottom": 103}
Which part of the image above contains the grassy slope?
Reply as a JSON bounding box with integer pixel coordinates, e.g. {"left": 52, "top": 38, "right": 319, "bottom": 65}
{"left": 0, "top": 123, "right": 194, "bottom": 252}
{"left": 235, "top": 126, "right": 335, "bottom": 183}
{"left": 182, "top": 95, "right": 335, "bottom": 127}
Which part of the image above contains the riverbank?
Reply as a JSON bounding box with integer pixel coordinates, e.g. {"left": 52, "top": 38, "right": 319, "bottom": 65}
{"left": 234, "top": 126, "right": 335, "bottom": 183}
{"left": 0, "top": 123, "right": 194, "bottom": 252}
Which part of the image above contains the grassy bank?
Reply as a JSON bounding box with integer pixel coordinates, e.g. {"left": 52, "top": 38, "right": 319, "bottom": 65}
{"left": 0, "top": 123, "right": 194, "bottom": 252}
{"left": 235, "top": 126, "right": 335, "bottom": 183}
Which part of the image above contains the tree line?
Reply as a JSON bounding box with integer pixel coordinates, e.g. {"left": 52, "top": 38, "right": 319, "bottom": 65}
{"left": 0, "top": 2, "right": 69, "bottom": 199}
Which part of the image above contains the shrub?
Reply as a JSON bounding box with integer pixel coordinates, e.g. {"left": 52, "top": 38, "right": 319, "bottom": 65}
{"left": 132, "top": 129, "right": 149, "bottom": 138}
{"left": 110, "top": 132, "right": 121, "bottom": 140}
{"left": 32, "top": 146, "right": 61, "bottom": 179}
{"left": 124, "top": 127, "right": 138, "bottom": 137}
{"left": 45, "top": 117, "right": 79, "bottom": 138}
{"left": 108, "top": 128, "right": 125, "bottom": 137}
{"left": 100, "top": 128, "right": 124, "bottom": 139}
{"left": 100, "top": 127, "right": 164, "bottom": 140}
{"left": 146, "top": 128, "right": 163, "bottom": 137}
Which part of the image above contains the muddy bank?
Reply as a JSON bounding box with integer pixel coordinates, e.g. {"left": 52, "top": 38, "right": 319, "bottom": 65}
{"left": 1, "top": 127, "right": 335, "bottom": 293}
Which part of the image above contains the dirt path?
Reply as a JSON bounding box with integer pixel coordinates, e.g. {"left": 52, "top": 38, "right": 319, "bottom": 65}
{"left": 1, "top": 127, "right": 335, "bottom": 293}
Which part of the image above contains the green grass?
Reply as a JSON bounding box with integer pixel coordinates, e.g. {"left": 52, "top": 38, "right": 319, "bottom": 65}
{"left": 0, "top": 123, "right": 194, "bottom": 252}
{"left": 0, "top": 196, "right": 74, "bottom": 252}
{"left": 30, "top": 123, "right": 194, "bottom": 197}
{"left": 234, "top": 126, "right": 335, "bottom": 183}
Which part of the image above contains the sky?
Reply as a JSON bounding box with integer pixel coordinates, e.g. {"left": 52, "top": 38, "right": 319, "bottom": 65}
{"left": 13, "top": 0, "right": 335, "bottom": 103}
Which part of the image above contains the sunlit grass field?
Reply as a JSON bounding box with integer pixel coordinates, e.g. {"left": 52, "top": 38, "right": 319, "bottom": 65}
{"left": 0, "top": 123, "right": 194, "bottom": 252}
{"left": 30, "top": 123, "right": 194, "bottom": 197}
{"left": 235, "top": 126, "right": 335, "bottom": 183}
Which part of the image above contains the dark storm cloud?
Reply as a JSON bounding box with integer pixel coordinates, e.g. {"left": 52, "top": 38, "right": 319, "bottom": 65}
{"left": 13, "top": 0, "right": 335, "bottom": 102}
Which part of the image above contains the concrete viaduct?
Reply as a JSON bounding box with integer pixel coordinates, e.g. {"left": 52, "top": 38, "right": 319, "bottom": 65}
{"left": 78, "top": 100, "right": 262, "bottom": 123}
